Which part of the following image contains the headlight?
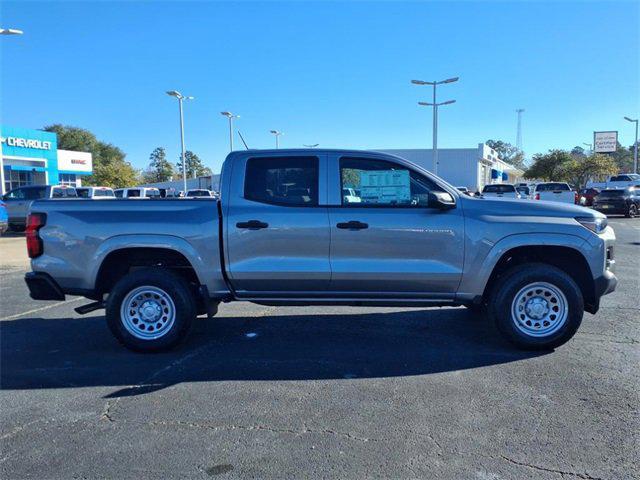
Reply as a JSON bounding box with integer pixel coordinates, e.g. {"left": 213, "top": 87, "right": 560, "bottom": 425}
{"left": 576, "top": 216, "right": 608, "bottom": 234}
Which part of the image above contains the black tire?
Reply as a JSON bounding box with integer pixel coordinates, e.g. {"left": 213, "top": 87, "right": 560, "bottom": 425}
{"left": 488, "top": 263, "right": 584, "bottom": 350}
{"left": 626, "top": 203, "right": 638, "bottom": 218}
{"left": 106, "top": 268, "right": 196, "bottom": 352}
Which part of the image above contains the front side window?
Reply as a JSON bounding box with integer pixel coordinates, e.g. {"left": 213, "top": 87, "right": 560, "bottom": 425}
{"left": 244, "top": 156, "right": 319, "bottom": 206}
{"left": 145, "top": 189, "right": 160, "bottom": 198}
{"left": 340, "top": 157, "right": 439, "bottom": 207}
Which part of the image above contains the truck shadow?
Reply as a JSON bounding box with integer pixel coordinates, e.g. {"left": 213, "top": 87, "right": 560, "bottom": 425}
{"left": 0, "top": 308, "right": 546, "bottom": 395}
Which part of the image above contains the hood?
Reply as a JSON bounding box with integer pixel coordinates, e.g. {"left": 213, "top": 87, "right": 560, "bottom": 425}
{"left": 462, "top": 196, "right": 605, "bottom": 219}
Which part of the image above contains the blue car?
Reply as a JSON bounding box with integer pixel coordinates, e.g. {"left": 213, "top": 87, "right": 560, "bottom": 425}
{"left": 0, "top": 200, "right": 8, "bottom": 235}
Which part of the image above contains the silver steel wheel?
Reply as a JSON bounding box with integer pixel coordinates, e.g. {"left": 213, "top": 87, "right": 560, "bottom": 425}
{"left": 511, "top": 282, "right": 568, "bottom": 337}
{"left": 120, "top": 286, "right": 176, "bottom": 340}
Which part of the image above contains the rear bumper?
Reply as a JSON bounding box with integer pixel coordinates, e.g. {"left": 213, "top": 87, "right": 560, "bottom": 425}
{"left": 24, "top": 272, "right": 66, "bottom": 301}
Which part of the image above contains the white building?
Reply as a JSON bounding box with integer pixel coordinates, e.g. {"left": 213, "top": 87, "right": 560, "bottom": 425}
{"left": 379, "top": 143, "right": 524, "bottom": 192}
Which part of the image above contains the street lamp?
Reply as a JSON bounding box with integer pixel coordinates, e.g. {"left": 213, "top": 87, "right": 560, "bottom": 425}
{"left": 220, "top": 111, "right": 240, "bottom": 152}
{"left": 624, "top": 116, "right": 638, "bottom": 174}
{"left": 270, "top": 130, "right": 283, "bottom": 149}
{"left": 583, "top": 143, "right": 593, "bottom": 153}
{"left": 166, "top": 90, "right": 194, "bottom": 192}
{"left": 0, "top": 28, "right": 23, "bottom": 35}
{"left": 303, "top": 144, "right": 319, "bottom": 148}
{"left": 411, "top": 77, "right": 459, "bottom": 174}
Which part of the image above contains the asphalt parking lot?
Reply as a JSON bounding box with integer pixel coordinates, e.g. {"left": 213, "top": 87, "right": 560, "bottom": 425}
{"left": 1, "top": 219, "right": 638, "bottom": 479}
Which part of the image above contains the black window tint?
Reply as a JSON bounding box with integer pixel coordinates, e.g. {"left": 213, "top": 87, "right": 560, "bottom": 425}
{"left": 340, "top": 157, "right": 439, "bottom": 207}
{"left": 128, "top": 190, "right": 141, "bottom": 197}
{"left": 244, "top": 156, "right": 319, "bottom": 206}
{"left": 483, "top": 184, "right": 516, "bottom": 193}
{"left": 535, "top": 183, "right": 570, "bottom": 192}
{"left": 25, "top": 187, "right": 46, "bottom": 199}
{"left": 7, "top": 189, "right": 25, "bottom": 199}
{"left": 114, "top": 190, "right": 123, "bottom": 198}
{"left": 77, "top": 188, "right": 90, "bottom": 198}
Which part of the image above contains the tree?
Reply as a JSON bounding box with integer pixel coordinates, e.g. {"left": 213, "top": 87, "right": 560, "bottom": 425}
{"left": 609, "top": 142, "right": 635, "bottom": 173}
{"left": 43, "top": 124, "right": 139, "bottom": 187}
{"left": 486, "top": 139, "right": 526, "bottom": 170}
{"left": 176, "top": 151, "right": 211, "bottom": 178}
{"left": 142, "top": 147, "right": 174, "bottom": 183}
{"left": 524, "top": 149, "right": 573, "bottom": 181}
{"left": 571, "top": 146, "right": 587, "bottom": 158}
{"left": 559, "top": 154, "right": 618, "bottom": 186}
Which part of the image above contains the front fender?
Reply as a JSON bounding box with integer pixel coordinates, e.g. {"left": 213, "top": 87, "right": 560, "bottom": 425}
{"left": 456, "top": 232, "right": 590, "bottom": 301}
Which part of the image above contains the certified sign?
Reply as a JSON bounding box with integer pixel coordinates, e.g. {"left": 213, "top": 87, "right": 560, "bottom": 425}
{"left": 594, "top": 131, "right": 618, "bottom": 153}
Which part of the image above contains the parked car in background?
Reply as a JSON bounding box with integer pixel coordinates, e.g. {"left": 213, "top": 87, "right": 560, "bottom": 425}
{"left": 587, "top": 174, "right": 640, "bottom": 190}
{"left": 342, "top": 187, "right": 362, "bottom": 203}
{"left": 592, "top": 187, "right": 640, "bottom": 218}
{"left": 185, "top": 189, "right": 215, "bottom": 198}
{"left": 481, "top": 184, "right": 520, "bottom": 199}
{"left": 534, "top": 182, "right": 577, "bottom": 204}
{"left": 1, "top": 185, "right": 77, "bottom": 231}
{"left": 515, "top": 185, "right": 532, "bottom": 199}
{"left": 114, "top": 187, "right": 161, "bottom": 199}
{"left": 0, "top": 201, "right": 8, "bottom": 235}
{"left": 578, "top": 187, "right": 600, "bottom": 207}
{"left": 24, "top": 149, "right": 617, "bottom": 353}
{"left": 456, "top": 186, "right": 472, "bottom": 196}
{"left": 76, "top": 186, "right": 115, "bottom": 199}
{"left": 159, "top": 188, "right": 179, "bottom": 198}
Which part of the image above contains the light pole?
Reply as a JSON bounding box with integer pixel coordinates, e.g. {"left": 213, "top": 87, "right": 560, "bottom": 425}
{"left": 221, "top": 111, "right": 239, "bottom": 152}
{"left": 270, "top": 130, "right": 283, "bottom": 149}
{"left": 411, "top": 77, "right": 459, "bottom": 175}
{"left": 0, "top": 28, "right": 23, "bottom": 35}
{"left": 624, "top": 116, "right": 638, "bottom": 174}
{"left": 166, "top": 90, "right": 194, "bottom": 192}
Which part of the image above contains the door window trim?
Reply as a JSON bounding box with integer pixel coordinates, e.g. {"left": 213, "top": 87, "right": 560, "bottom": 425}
{"left": 337, "top": 156, "right": 444, "bottom": 209}
{"left": 243, "top": 155, "right": 321, "bottom": 208}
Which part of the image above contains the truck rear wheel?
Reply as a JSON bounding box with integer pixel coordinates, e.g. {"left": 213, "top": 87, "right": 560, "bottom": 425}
{"left": 488, "top": 263, "right": 584, "bottom": 350}
{"left": 106, "top": 268, "right": 196, "bottom": 352}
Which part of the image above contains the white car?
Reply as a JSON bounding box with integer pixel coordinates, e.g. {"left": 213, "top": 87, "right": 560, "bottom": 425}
{"left": 342, "top": 187, "right": 362, "bottom": 203}
{"left": 185, "top": 189, "right": 215, "bottom": 198}
{"left": 76, "top": 186, "right": 115, "bottom": 199}
{"left": 481, "top": 184, "right": 520, "bottom": 199}
{"left": 534, "top": 182, "right": 577, "bottom": 204}
{"left": 587, "top": 173, "right": 640, "bottom": 190}
{"left": 114, "top": 187, "right": 161, "bottom": 199}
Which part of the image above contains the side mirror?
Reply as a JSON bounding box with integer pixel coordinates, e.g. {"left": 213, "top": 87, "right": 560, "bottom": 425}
{"left": 428, "top": 191, "right": 456, "bottom": 209}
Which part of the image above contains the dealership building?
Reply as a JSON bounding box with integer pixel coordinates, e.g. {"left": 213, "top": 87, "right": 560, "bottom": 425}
{"left": 1, "top": 125, "right": 93, "bottom": 195}
{"left": 380, "top": 143, "right": 524, "bottom": 192}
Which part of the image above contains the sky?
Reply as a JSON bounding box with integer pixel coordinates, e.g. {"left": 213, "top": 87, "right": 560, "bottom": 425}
{"left": 1, "top": 1, "right": 638, "bottom": 174}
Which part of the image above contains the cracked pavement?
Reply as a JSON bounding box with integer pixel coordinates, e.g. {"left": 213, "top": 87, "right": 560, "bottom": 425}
{"left": 1, "top": 218, "right": 638, "bottom": 479}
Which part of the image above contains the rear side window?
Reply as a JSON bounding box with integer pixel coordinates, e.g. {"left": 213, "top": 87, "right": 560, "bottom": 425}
{"left": 535, "top": 183, "right": 570, "bottom": 192}
{"left": 483, "top": 184, "right": 516, "bottom": 193}
{"left": 145, "top": 190, "right": 160, "bottom": 198}
{"left": 24, "top": 187, "right": 46, "bottom": 199}
{"left": 94, "top": 189, "right": 114, "bottom": 197}
{"left": 76, "top": 188, "right": 90, "bottom": 198}
{"left": 244, "top": 156, "right": 319, "bottom": 206}
{"left": 114, "top": 190, "right": 123, "bottom": 198}
{"left": 128, "top": 189, "right": 141, "bottom": 197}
{"left": 610, "top": 175, "right": 630, "bottom": 182}
{"left": 6, "top": 189, "right": 25, "bottom": 199}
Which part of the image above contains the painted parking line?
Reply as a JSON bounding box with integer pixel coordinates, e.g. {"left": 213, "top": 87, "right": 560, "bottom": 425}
{"left": 0, "top": 297, "right": 83, "bottom": 321}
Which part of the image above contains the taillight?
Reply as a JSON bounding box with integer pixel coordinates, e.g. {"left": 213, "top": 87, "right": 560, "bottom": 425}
{"left": 534, "top": 193, "right": 540, "bottom": 200}
{"left": 26, "top": 213, "right": 46, "bottom": 258}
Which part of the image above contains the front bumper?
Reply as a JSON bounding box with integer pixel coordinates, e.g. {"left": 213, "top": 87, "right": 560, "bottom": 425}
{"left": 24, "top": 272, "right": 66, "bottom": 301}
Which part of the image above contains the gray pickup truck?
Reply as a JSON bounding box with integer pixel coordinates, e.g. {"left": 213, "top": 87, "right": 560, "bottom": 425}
{"left": 24, "top": 149, "right": 617, "bottom": 352}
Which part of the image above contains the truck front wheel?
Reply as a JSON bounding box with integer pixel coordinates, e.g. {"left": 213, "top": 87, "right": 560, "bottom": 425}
{"left": 106, "top": 268, "right": 196, "bottom": 352}
{"left": 488, "top": 263, "right": 584, "bottom": 350}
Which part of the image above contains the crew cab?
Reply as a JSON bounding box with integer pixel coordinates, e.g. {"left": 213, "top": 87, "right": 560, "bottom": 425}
{"left": 76, "top": 186, "right": 115, "bottom": 199}
{"left": 24, "top": 149, "right": 617, "bottom": 352}
{"left": 2, "top": 185, "right": 77, "bottom": 231}
{"left": 534, "top": 182, "right": 577, "bottom": 204}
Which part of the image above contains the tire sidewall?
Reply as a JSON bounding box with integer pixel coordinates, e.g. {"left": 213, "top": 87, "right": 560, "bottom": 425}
{"left": 106, "top": 268, "right": 196, "bottom": 352}
{"left": 490, "top": 264, "right": 584, "bottom": 350}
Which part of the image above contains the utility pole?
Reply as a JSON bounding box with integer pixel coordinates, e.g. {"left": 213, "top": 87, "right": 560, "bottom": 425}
{"left": 516, "top": 108, "right": 525, "bottom": 153}
{"left": 624, "top": 116, "right": 638, "bottom": 173}
{"left": 221, "top": 112, "right": 240, "bottom": 152}
{"left": 411, "top": 77, "right": 459, "bottom": 175}
{"left": 166, "top": 90, "right": 194, "bottom": 192}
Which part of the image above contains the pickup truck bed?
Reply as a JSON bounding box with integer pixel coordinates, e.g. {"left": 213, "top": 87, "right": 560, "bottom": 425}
{"left": 24, "top": 149, "right": 617, "bottom": 353}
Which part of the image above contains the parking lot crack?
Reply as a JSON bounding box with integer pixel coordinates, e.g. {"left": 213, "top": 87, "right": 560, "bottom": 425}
{"left": 500, "top": 455, "right": 604, "bottom": 480}
{"left": 149, "top": 420, "right": 372, "bottom": 442}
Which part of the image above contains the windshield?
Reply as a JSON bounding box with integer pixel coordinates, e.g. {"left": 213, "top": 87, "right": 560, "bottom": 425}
{"left": 483, "top": 184, "right": 515, "bottom": 193}
{"left": 535, "top": 183, "right": 570, "bottom": 192}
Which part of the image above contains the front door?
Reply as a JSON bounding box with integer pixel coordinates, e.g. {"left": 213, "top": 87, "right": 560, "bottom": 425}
{"left": 225, "top": 154, "right": 331, "bottom": 295}
{"left": 328, "top": 155, "right": 464, "bottom": 296}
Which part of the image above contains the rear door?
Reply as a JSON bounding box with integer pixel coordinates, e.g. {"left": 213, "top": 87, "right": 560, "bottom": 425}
{"left": 225, "top": 154, "right": 331, "bottom": 294}
{"left": 327, "top": 154, "right": 464, "bottom": 296}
